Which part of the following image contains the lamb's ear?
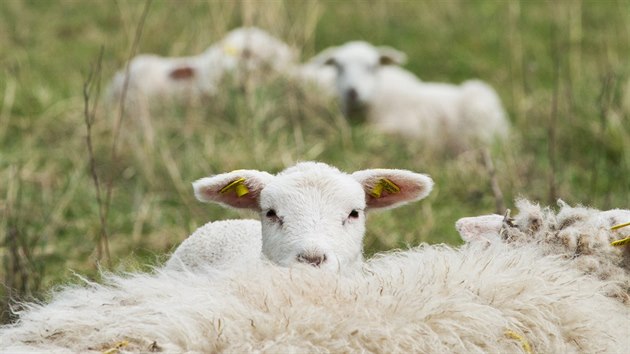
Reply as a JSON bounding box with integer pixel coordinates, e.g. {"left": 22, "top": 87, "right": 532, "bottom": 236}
{"left": 169, "top": 66, "right": 196, "bottom": 80}
{"left": 377, "top": 46, "right": 407, "bottom": 66}
{"left": 455, "top": 215, "right": 503, "bottom": 243}
{"left": 352, "top": 169, "right": 433, "bottom": 210}
{"left": 193, "top": 170, "right": 274, "bottom": 210}
{"left": 308, "top": 46, "right": 339, "bottom": 66}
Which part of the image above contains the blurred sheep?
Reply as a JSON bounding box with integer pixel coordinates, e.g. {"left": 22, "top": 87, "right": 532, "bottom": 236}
{"left": 106, "top": 27, "right": 295, "bottom": 106}
{"left": 456, "top": 199, "right": 630, "bottom": 303}
{"left": 302, "top": 41, "right": 510, "bottom": 151}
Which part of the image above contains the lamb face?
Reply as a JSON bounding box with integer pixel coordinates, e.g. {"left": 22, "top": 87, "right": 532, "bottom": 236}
{"left": 258, "top": 165, "right": 367, "bottom": 270}
{"left": 193, "top": 162, "right": 433, "bottom": 270}
{"left": 314, "top": 41, "right": 407, "bottom": 115}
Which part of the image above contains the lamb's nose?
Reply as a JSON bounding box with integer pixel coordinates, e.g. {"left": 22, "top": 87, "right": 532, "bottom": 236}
{"left": 346, "top": 88, "right": 358, "bottom": 102}
{"left": 297, "top": 253, "right": 327, "bottom": 267}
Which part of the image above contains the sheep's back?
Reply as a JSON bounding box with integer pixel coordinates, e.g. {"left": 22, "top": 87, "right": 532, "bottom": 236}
{"left": 2, "top": 243, "right": 628, "bottom": 353}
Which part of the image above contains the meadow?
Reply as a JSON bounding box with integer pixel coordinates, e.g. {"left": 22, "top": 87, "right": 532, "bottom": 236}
{"left": 1, "top": 0, "right": 629, "bottom": 323}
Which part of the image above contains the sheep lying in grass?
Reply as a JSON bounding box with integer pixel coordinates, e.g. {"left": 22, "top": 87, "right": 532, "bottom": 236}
{"left": 167, "top": 161, "right": 434, "bottom": 271}
{"left": 306, "top": 41, "right": 509, "bottom": 151}
{"left": 3, "top": 242, "right": 629, "bottom": 353}
{"left": 106, "top": 27, "right": 295, "bottom": 105}
{"left": 456, "top": 199, "right": 630, "bottom": 303}
{"left": 293, "top": 52, "right": 338, "bottom": 98}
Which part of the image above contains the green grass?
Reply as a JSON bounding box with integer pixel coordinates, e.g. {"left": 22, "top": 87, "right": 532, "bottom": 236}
{"left": 1, "top": 0, "right": 629, "bottom": 323}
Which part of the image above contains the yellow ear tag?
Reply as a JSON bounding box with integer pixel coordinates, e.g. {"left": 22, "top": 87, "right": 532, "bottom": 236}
{"left": 223, "top": 44, "right": 239, "bottom": 57}
{"left": 610, "top": 221, "right": 630, "bottom": 247}
{"left": 611, "top": 221, "right": 630, "bottom": 231}
{"left": 220, "top": 177, "right": 250, "bottom": 197}
{"left": 369, "top": 178, "right": 401, "bottom": 198}
{"left": 611, "top": 236, "right": 630, "bottom": 247}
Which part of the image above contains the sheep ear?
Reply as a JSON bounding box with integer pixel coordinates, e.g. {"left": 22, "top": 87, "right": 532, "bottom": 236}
{"left": 193, "top": 170, "right": 274, "bottom": 210}
{"left": 352, "top": 169, "right": 433, "bottom": 210}
{"left": 455, "top": 215, "right": 504, "bottom": 243}
{"left": 169, "top": 66, "right": 196, "bottom": 80}
{"left": 308, "top": 46, "right": 338, "bottom": 66}
{"left": 378, "top": 46, "right": 407, "bottom": 65}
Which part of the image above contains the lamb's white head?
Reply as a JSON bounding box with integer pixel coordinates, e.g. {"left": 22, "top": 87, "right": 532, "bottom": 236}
{"left": 193, "top": 162, "right": 433, "bottom": 271}
{"left": 312, "top": 41, "right": 407, "bottom": 115}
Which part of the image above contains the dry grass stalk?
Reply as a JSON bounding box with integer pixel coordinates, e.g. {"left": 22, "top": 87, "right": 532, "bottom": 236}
{"left": 482, "top": 148, "right": 505, "bottom": 214}
{"left": 82, "top": 0, "right": 152, "bottom": 266}
{"left": 83, "top": 47, "right": 110, "bottom": 265}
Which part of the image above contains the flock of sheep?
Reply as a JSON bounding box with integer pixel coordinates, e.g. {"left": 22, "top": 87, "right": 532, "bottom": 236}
{"left": 2, "top": 28, "right": 630, "bottom": 352}
{"left": 107, "top": 27, "right": 510, "bottom": 151}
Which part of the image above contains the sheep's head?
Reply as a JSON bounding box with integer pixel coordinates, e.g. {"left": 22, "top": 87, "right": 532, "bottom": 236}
{"left": 193, "top": 162, "right": 433, "bottom": 271}
{"left": 218, "top": 27, "right": 296, "bottom": 74}
{"left": 455, "top": 214, "right": 505, "bottom": 244}
{"left": 312, "top": 41, "right": 407, "bottom": 115}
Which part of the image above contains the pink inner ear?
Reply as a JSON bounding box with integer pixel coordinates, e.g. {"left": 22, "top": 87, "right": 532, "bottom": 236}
{"left": 198, "top": 184, "right": 261, "bottom": 210}
{"left": 169, "top": 66, "right": 196, "bottom": 80}
{"left": 220, "top": 192, "right": 260, "bottom": 209}
{"left": 365, "top": 177, "right": 429, "bottom": 209}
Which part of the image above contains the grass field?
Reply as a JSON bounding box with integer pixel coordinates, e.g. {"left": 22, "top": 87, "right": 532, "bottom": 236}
{"left": 1, "top": 0, "right": 629, "bottom": 323}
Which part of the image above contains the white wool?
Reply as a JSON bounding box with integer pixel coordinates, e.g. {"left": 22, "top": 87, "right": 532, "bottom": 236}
{"left": 187, "top": 161, "right": 433, "bottom": 271}
{"left": 166, "top": 219, "right": 262, "bottom": 270}
{"left": 307, "top": 41, "right": 509, "bottom": 150}
{"left": 2, "top": 243, "right": 629, "bottom": 353}
{"left": 292, "top": 61, "right": 338, "bottom": 98}
{"left": 456, "top": 199, "right": 630, "bottom": 303}
{"left": 106, "top": 27, "right": 295, "bottom": 105}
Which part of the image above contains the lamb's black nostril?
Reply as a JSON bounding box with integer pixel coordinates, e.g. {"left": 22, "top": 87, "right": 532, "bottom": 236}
{"left": 297, "top": 253, "right": 327, "bottom": 267}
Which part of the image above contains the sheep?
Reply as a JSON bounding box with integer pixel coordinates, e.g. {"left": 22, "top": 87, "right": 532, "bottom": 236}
{"left": 167, "top": 161, "right": 434, "bottom": 271}
{"left": 292, "top": 51, "right": 338, "bottom": 99}
{"left": 2, "top": 242, "right": 629, "bottom": 353}
{"left": 306, "top": 41, "right": 509, "bottom": 151}
{"left": 106, "top": 27, "right": 295, "bottom": 106}
{"left": 456, "top": 198, "right": 630, "bottom": 303}
{"left": 166, "top": 219, "right": 262, "bottom": 270}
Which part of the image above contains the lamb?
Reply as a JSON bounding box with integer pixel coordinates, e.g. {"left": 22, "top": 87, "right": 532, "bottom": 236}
{"left": 3, "top": 242, "right": 629, "bottom": 353}
{"left": 306, "top": 41, "right": 509, "bottom": 151}
{"left": 166, "top": 219, "right": 262, "bottom": 270}
{"left": 106, "top": 27, "right": 295, "bottom": 106}
{"left": 456, "top": 198, "right": 630, "bottom": 303}
{"left": 167, "top": 161, "right": 434, "bottom": 271}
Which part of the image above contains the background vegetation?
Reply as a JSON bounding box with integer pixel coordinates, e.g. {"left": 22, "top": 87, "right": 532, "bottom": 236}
{"left": 1, "top": 0, "right": 629, "bottom": 323}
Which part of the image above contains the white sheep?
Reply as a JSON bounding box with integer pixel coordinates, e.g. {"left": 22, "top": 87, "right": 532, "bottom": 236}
{"left": 166, "top": 219, "right": 262, "bottom": 270}
{"left": 168, "top": 161, "right": 434, "bottom": 271}
{"left": 106, "top": 27, "right": 295, "bottom": 105}
{"left": 2, "top": 242, "right": 629, "bottom": 353}
{"left": 456, "top": 199, "right": 630, "bottom": 303}
{"left": 292, "top": 52, "right": 338, "bottom": 99}
{"left": 306, "top": 41, "right": 509, "bottom": 151}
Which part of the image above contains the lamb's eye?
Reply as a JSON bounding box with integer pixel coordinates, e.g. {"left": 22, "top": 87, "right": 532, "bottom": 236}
{"left": 266, "top": 209, "right": 277, "bottom": 218}
{"left": 349, "top": 209, "right": 360, "bottom": 219}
